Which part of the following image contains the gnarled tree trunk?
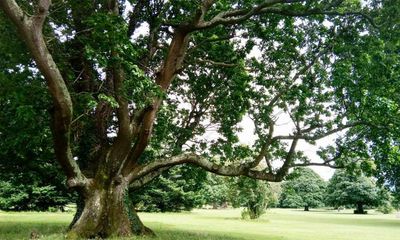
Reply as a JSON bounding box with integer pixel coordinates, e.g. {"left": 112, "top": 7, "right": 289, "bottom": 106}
{"left": 67, "top": 180, "right": 153, "bottom": 239}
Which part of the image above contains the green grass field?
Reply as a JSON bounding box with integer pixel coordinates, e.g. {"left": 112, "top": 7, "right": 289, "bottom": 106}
{"left": 0, "top": 208, "right": 399, "bottom": 240}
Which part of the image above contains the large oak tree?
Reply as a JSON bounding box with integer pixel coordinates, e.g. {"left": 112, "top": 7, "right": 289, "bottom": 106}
{"left": 0, "top": 0, "right": 398, "bottom": 238}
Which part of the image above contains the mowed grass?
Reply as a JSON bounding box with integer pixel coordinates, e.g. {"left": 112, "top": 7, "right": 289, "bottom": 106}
{"left": 0, "top": 208, "right": 399, "bottom": 240}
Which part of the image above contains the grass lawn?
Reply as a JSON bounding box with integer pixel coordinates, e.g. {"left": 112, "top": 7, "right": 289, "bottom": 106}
{"left": 0, "top": 208, "right": 399, "bottom": 239}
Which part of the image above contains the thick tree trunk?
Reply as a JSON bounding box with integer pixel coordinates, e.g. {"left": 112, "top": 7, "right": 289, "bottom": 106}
{"left": 66, "top": 182, "right": 153, "bottom": 239}
{"left": 304, "top": 206, "right": 309, "bottom": 211}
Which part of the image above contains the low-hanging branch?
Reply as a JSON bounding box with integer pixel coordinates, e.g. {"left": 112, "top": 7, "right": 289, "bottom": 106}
{"left": 127, "top": 153, "right": 281, "bottom": 183}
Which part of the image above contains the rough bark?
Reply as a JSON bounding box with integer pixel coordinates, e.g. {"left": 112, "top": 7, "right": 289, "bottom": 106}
{"left": 66, "top": 180, "right": 153, "bottom": 239}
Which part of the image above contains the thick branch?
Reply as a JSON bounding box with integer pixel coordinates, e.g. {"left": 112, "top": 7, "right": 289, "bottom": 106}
{"left": 121, "top": 29, "right": 191, "bottom": 175}
{"left": 276, "top": 137, "right": 299, "bottom": 178}
{"left": 0, "top": 0, "right": 84, "bottom": 183}
{"left": 130, "top": 167, "right": 170, "bottom": 189}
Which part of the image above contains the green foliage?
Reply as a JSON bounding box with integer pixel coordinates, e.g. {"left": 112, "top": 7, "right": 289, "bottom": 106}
{"left": 131, "top": 166, "right": 207, "bottom": 212}
{"left": 377, "top": 202, "right": 395, "bottom": 214}
{"left": 227, "top": 177, "right": 271, "bottom": 219}
{"left": 201, "top": 174, "right": 230, "bottom": 209}
{"left": 0, "top": 12, "right": 72, "bottom": 212}
{"left": 0, "top": 181, "right": 69, "bottom": 211}
{"left": 375, "top": 187, "right": 395, "bottom": 214}
{"left": 202, "top": 175, "right": 277, "bottom": 219}
{"left": 279, "top": 168, "right": 326, "bottom": 210}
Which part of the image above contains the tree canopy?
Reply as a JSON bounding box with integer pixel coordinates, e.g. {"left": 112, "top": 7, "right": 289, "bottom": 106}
{"left": 0, "top": 0, "right": 399, "bottom": 238}
{"left": 279, "top": 168, "right": 326, "bottom": 211}
{"left": 325, "top": 170, "right": 381, "bottom": 214}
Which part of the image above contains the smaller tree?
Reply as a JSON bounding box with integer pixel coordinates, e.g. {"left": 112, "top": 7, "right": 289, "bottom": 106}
{"left": 228, "top": 177, "right": 271, "bottom": 219}
{"left": 325, "top": 170, "right": 380, "bottom": 214}
{"left": 279, "top": 168, "right": 326, "bottom": 211}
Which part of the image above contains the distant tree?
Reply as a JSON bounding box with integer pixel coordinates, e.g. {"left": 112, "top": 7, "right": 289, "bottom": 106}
{"left": 279, "top": 168, "right": 326, "bottom": 211}
{"left": 325, "top": 170, "right": 380, "bottom": 214}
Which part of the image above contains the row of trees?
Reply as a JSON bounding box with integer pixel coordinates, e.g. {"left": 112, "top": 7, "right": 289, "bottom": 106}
{"left": 1, "top": 165, "right": 394, "bottom": 217}
{"left": 132, "top": 167, "right": 395, "bottom": 218}
{"left": 279, "top": 168, "right": 393, "bottom": 214}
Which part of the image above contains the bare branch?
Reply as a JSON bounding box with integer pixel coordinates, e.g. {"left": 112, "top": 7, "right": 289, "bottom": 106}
{"left": 197, "top": 58, "right": 237, "bottom": 67}
{"left": 273, "top": 122, "right": 363, "bottom": 141}
{"left": 193, "top": 0, "right": 304, "bottom": 30}
{"left": 292, "top": 162, "right": 341, "bottom": 168}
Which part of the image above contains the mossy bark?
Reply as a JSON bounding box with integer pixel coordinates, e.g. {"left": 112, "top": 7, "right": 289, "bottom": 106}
{"left": 66, "top": 182, "right": 154, "bottom": 239}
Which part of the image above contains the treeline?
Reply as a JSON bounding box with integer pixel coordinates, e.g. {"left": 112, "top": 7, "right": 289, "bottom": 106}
{"left": 0, "top": 165, "right": 396, "bottom": 216}
{"left": 133, "top": 167, "right": 396, "bottom": 217}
